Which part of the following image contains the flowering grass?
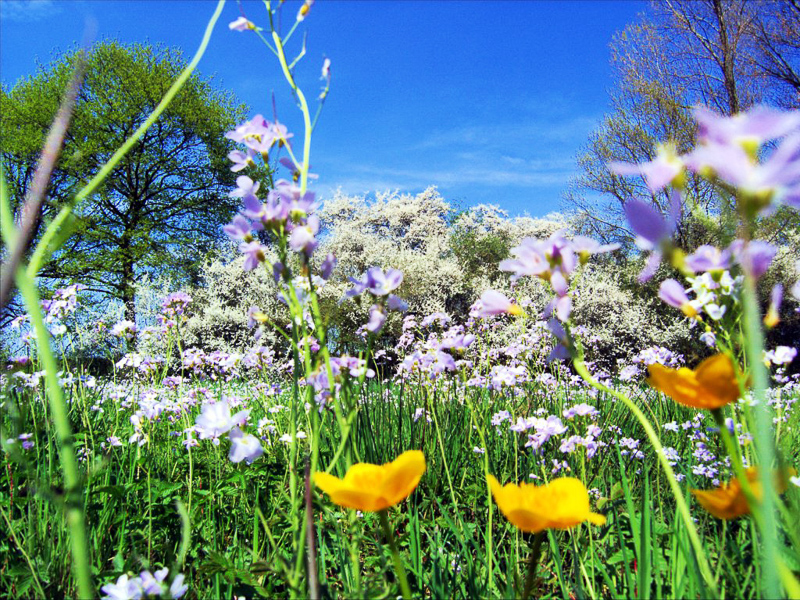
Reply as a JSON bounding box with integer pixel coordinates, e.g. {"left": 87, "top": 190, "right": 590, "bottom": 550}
{"left": 2, "top": 349, "right": 798, "bottom": 598}
{"left": 2, "top": 2, "right": 800, "bottom": 599}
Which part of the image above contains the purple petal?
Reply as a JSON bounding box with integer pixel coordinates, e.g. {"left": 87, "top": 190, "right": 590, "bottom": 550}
{"left": 625, "top": 199, "right": 668, "bottom": 245}
{"left": 658, "top": 279, "right": 689, "bottom": 308}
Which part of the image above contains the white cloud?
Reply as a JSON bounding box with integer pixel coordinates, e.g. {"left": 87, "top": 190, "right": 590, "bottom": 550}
{"left": 0, "top": 0, "right": 62, "bottom": 22}
{"left": 316, "top": 161, "right": 574, "bottom": 200}
{"left": 414, "top": 115, "right": 600, "bottom": 151}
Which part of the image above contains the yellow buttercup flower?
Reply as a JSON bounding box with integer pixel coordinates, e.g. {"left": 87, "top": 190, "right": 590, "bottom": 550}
{"left": 647, "top": 353, "right": 741, "bottom": 410}
{"left": 692, "top": 467, "right": 795, "bottom": 520}
{"left": 487, "top": 475, "right": 606, "bottom": 533}
{"left": 314, "top": 450, "right": 426, "bottom": 512}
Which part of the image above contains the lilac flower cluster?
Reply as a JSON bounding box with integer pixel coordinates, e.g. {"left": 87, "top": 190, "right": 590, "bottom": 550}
{"left": 632, "top": 346, "right": 683, "bottom": 368}
{"left": 116, "top": 353, "right": 163, "bottom": 378}
{"left": 222, "top": 115, "right": 329, "bottom": 283}
{"left": 612, "top": 106, "right": 800, "bottom": 282}
{"left": 181, "top": 348, "right": 242, "bottom": 381}
{"left": 101, "top": 567, "right": 187, "bottom": 600}
{"left": 345, "top": 267, "right": 408, "bottom": 334}
{"left": 158, "top": 291, "right": 192, "bottom": 328}
{"left": 302, "top": 356, "right": 375, "bottom": 410}
{"left": 41, "top": 284, "right": 85, "bottom": 323}
{"left": 475, "top": 230, "right": 618, "bottom": 360}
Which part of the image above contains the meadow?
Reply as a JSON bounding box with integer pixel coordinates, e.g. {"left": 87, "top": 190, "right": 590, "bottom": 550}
{"left": 2, "top": 2, "right": 800, "bottom": 599}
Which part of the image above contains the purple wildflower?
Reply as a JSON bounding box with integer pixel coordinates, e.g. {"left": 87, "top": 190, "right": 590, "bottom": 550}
{"left": 271, "top": 121, "right": 294, "bottom": 146}
{"left": 320, "top": 253, "right": 337, "bottom": 280}
{"left": 624, "top": 190, "right": 682, "bottom": 281}
{"left": 729, "top": 239, "right": 777, "bottom": 278}
{"left": 563, "top": 403, "right": 600, "bottom": 420}
{"left": 228, "top": 427, "right": 264, "bottom": 464}
{"left": 387, "top": 294, "right": 408, "bottom": 312}
{"left": 230, "top": 175, "right": 260, "bottom": 199}
{"left": 685, "top": 245, "right": 732, "bottom": 274}
{"left": 226, "top": 114, "right": 271, "bottom": 145}
{"left": 474, "top": 290, "right": 523, "bottom": 317}
{"left": 500, "top": 231, "right": 575, "bottom": 281}
{"left": 346, "top": 267, "right": 404, "bottom": 298}
{"left": 693, "top": 105, "right": 800, "bottom": 147}
{"left": 195, "top": 399, "right": 250, "bottom": 443}
{"left": 289, "top": 214, "right": 320, "bottom": 256}
{"left": 658, "top": 279, "right": 698, "bottom": 318}
{"left": 239, "top": 241, "right": 267, "bottom": 271}
{"left": 101, "top": 574, "right": 143, "bottom": 600}
{"left": 223, "top": 215, "right": 252, "bottom": 242}
{"left": 227, "top": 148, "right": 255, "bottom": 172}
{"left": 139, "top": 569, "right": 169, "bottom": 596}
{"left": 366, "top": 305, "right": 387, "bottom": 334}
{"left": 229, "top": 16, "right": 255, "bottom": 31}
{"left": 609, "top": 144, "right": 685, "bottom": 194}
{"left": 571, "top": 236, "right": 620, "bottom": 264}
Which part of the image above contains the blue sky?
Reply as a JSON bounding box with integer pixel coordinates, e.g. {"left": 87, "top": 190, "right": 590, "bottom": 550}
{"left": 1, "top": 0, "right": 646, "bottom": 217}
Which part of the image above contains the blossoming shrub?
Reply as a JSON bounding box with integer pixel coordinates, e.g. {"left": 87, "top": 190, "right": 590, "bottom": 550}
{"left": 182, "top": 252, "right": 285, "bottom": 352}
{"left": 571, "top": 262, "right": 693, "bottom": 368}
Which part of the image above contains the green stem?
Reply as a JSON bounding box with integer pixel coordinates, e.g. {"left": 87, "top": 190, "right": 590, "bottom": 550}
{"left": 379, "top": 510, "right": 412, "bottom": 600}
{"left": 462, "top": 389, "right": 494, "bottom": 592}
{"left": 15, "top": 269, "right": 92, "bottom": 598}
{"left": 522, "top": 531, "right": 545, "bottom": 600}
{"left": 574, "top": 360, "right": 719, "bottom": 598}
{"left": 741, "top": 272, "right": 781, "bottom": 599}
{"left": 270, "top": 31, "right": 313, "bottom": 195}
{"left": 428, "top": 389, "right": 459, "bottom": 514}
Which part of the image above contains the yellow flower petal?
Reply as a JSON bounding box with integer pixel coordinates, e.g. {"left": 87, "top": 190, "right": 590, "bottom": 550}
{"left": 586, "top": 512, "right": 607, "bottom": 526}
{"left": 487, "top": 475, "right": 604, "bottom": 533}
{"left": 691, "top": 467, "right": 796, "bottom": 520}
{"left": 647, "top": 354, "right": 740, "bottom": 409}
{"left": 694, "top": 354, "right": 740, "bottom": 406}
{"left": 381, "top": 450, "right": 427, "bottom": 506}
{"left": 343, "top": 463, "right": 386, "bottom": 488}
{"left": 314, "top": 450, "right": 426, "bottom": 512}
{"left": 313, "top": 472, "right": 347, "bottom": 496}
{"left": 505, "top": 508, "right": 549, "bottom": 533}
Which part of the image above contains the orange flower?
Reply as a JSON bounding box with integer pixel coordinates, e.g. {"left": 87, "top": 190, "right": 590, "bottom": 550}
{"left": 692, "top": 467, "right": 795, "bottom": 520}
{"left": 647, "top": 353, "right": 740, "bottom": 410}
{"left": 487, "top": 475, "right": 606, "bottom": 533}
{"left": 314, "top": 450, "right": 426, "bottom": 512}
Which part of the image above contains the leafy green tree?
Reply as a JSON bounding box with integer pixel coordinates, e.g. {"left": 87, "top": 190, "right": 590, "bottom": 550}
{"left": 1, "top": 41, "right": 249, "bottom": 321}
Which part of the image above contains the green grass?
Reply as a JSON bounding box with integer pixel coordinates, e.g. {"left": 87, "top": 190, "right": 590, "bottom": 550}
{"left": 2, "top": 369, "right": 798, "bottom": 598}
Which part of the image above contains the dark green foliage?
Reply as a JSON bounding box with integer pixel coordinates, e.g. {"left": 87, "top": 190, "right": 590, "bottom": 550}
{"left": 0, "top": 41, "right": 247, "bottom": 321}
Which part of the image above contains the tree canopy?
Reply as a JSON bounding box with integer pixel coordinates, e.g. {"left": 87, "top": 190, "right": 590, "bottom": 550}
{"left": 565, "top": 0, "right": 800, "bottom": 248}
{"left": 0, "top": 41, "right": 248, "bottom": 321}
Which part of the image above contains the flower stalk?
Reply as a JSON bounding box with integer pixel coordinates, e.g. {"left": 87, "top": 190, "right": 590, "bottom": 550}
{"left": 379, "top": 510, "right": 413, "bottom": 600}
{"left": 522, "top": 531, "right": 545, "bottom": 600}
{"left": 573, "top": 360, "right": 719, "bottom": 598}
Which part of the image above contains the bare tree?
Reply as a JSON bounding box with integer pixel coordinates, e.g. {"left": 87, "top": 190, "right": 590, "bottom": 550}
{"left": 748, "top": 0, "right": 800, "bottom": 107}
{"left": 565, "top": 0, "right": 798, "bottom": 247}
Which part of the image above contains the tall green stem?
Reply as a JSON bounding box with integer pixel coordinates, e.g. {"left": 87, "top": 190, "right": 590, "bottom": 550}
{"left": 15, "top": 270, "right": 92, "bottom": 598}
{"left": 574, "top": 360, "right": 719, "bottom": 598}
{"left": 379, "top": 510, "right": 412, "bottom": 600}
{"left": 741, "top": 273, "right": 780, "bottom": 599}
{"left": 522, "top": 531, "right": 545, "bottom": 600}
